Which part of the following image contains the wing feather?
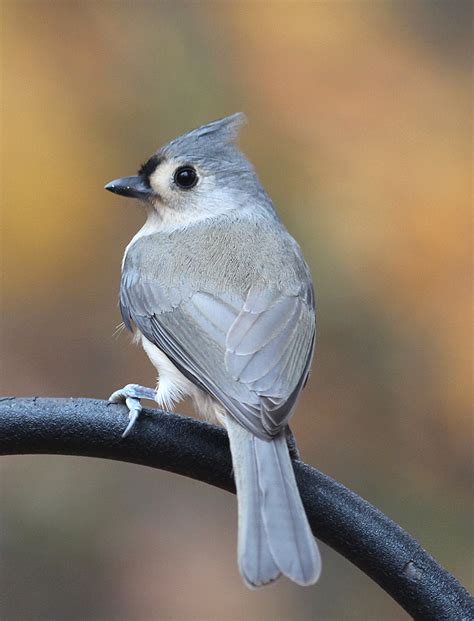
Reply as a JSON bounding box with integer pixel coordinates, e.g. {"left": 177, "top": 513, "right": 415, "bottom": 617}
{"left": 121, "top": 273, "right": 315, "bottom": 439}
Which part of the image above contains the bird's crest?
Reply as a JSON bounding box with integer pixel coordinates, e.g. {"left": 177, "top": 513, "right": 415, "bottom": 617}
{"left": 160, "top": 113, "right": 247, "bottom": 161}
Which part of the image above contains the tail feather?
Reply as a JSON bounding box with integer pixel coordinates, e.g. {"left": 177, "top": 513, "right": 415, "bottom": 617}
{"left": 226, "top": 416, "right": 321, "bottom": 587}
{"left": 226, "top": 416, "right": 280, "bottom": 587}
{"left": 255, "top": 433, "right": 321, "bottom": 585}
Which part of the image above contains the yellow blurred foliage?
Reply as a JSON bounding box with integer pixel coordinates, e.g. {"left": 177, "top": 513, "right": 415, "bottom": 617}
{"left": 1, "top": 2, "right": 472, "bottom": 619}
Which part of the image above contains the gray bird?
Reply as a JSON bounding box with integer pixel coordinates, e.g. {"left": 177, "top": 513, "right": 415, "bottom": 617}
{"left": 105, "top": 113, "right": 321, "bottom": 587}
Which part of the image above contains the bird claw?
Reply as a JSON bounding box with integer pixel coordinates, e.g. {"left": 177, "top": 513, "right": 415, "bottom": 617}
{"left": 109, "top": 383, "right": 156, "bottom": 403}
{"left": 108, "top": 383, "right": 157, "bottom": 438}
{"left": 122, "top": 397, "right": 142, "bottom": 437}
{"left": 286, "top": 426, "right": 301, "bottom": 461}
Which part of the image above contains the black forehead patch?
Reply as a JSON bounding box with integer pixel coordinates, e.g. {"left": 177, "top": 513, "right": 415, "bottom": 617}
{"left": 138, "top": 154, "right": 164, "bottom": 179}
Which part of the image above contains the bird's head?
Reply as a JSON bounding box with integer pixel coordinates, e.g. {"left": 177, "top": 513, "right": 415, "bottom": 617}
{"left": 105, "top": 113, "right": 262, "bottom": 223}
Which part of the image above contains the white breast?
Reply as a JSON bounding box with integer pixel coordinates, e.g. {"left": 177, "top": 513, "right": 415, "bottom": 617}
{"left": 141, "top": 335, "right": 196, "bottom": 412}
{"left": 140, "top": 334, "right": 224, "bottom": 426}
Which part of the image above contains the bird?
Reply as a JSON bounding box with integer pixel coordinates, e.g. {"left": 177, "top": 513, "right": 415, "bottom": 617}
{"left": 105, "top": 113, "right": 321, "bottom": 587}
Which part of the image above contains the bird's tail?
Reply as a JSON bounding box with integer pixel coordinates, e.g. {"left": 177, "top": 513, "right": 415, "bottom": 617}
{"left": 225, "top": 415, "right": 321, "bottom": 588}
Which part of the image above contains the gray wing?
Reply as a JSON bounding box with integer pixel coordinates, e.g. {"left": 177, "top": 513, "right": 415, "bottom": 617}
{"left": 120, "top": 271, "right": 315, "bottom": 440}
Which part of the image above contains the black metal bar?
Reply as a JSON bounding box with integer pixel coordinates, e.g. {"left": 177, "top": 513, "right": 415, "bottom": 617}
{"left": 1, "top": 397, "right": 472, "bottom": 620}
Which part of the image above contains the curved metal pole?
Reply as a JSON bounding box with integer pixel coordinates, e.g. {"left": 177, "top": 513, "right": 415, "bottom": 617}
{"left": 1, "top": 397, "right": 472, "bottom": 620}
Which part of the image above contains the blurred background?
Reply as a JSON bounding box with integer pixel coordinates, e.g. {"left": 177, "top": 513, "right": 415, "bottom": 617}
{"left": 1, "top": 1, "right": 472, "bottom": 619}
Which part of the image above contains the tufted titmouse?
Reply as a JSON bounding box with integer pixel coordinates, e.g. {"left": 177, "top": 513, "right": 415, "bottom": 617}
{"left": 105, "top": 114, "right": 321, "bottom": 587}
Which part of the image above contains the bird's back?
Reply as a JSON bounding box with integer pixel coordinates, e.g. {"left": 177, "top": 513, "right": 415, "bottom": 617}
{"left": 124, "top": 210, "right": 312, "bottom": 301}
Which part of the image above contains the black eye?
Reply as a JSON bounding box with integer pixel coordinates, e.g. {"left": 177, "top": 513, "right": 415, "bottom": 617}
{"left": 174, "top": 166, "right": 198, "bottom": 189}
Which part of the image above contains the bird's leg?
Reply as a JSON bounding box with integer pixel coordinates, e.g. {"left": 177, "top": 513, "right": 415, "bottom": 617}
{"left": 108, "top": 383, "right": 157, "bottom": 438}
{"left": 285, "top": 426, "right": 301, "bottom": 461}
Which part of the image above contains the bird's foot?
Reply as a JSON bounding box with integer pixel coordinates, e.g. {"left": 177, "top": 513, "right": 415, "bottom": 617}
{"left": 108, "top": 383, "right": 157, "bottom": 438}
{"left": 286, "top": 426, "right": 301, "bottom": 461}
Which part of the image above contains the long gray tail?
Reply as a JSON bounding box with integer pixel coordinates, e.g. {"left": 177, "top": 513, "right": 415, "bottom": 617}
{"left": 226, "top": 416, "right": 321, "bottom": 588}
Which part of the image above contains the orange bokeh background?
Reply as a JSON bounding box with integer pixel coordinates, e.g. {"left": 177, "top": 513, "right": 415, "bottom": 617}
{"left": 2, "top": 2, "right": 471, "bottom": 619}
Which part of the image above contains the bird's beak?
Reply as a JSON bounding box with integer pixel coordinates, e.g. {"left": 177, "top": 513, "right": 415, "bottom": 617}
{"left": 104, "top": 175, "right": 152, "bottom": 201}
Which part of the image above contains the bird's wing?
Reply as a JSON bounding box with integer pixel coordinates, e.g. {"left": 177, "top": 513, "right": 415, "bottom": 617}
{"left": 120, "top": 270, "right": 315, "bottom": 439}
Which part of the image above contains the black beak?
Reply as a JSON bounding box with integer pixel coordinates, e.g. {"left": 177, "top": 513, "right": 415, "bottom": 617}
{"left": 104, "top": 175, "right": 152, "bottom": 200}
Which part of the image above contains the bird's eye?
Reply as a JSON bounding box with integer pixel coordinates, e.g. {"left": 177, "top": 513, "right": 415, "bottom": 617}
{"left": 174, "top": 166, "right": 198, "bottom": 190}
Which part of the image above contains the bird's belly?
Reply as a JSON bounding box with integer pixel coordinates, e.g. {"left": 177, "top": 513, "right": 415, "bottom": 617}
{"left": 140, "top": 334, "right": 224, "bottom": 426}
